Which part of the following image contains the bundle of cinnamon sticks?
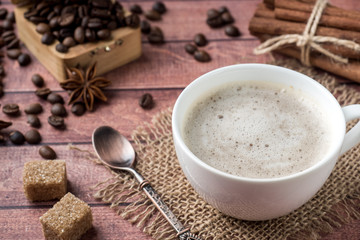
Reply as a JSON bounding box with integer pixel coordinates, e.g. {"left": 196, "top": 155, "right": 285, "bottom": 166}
{"left": 249, "top": 0, "right": 360, "bottom": 83}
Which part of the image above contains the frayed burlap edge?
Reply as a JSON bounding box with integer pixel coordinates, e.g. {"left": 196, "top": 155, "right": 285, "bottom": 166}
{"left": 70, "top": 59, "right": 360, "bottom": 240}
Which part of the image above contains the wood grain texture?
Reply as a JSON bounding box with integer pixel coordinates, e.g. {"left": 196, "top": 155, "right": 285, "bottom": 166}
{"left": 1, "top": 0, "right": 360, "bottom": 239}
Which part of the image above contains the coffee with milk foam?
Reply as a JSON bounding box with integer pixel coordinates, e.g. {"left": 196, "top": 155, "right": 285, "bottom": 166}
{"left": 182, "top": 81, "right": 334, "bottom": 178}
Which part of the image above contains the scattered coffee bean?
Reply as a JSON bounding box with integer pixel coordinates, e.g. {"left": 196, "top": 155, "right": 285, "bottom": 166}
{"left": 225, "top": 25, "right": 241, "bottom": 37}
{"left": 194, "top": 33, "right": 207, "bottom": 47}
{"left": 62, "top": 36, "right": 76, "bottom": 48}
{"left": 125, "top": 14, "right": 140, "bottom": 28}
{"left": 55, "top": 43, "right": 68, "bottom": 53}
{"left": 218, "top": 6, "right": 229, "bottom": 14}
{"left": 24, "top": 103, "right": 43, "bottom": 114}
{"left": 221, "top": 12, "right": 234, "bottom": 24}
{"left": 51, "top": 103, "right": 67, "bottom": 117}
{"left": 0, "top": 8, "right": 8, "bottom": 19}
{"left": 0, "top": 120, "right": 12, "bottom": 130}
{"left": 71, "top": 102, "right": 86, "bottom": 116}
{"left": 152, "top": 1, "right": 167, "bottom": 14}
{"left": 130, "top": 4, "right": 143, "bottom": 14}
{"left": 194, "top": 50, "right": 211, "bottom": 62}
{"left": 35, "top": 87, "right": 51, "bottom": 99}
{"left": 2, "top": 103, "right": 20, "bottom": 116}
{"left": 27, "top": 114, "right": 41, "bottom": 128}
{"left": 139, "top": 93, "right": 154, "bottom": 109}
{"left": 31, "top": 74, "right": 44, "bottom": 87}
{"left": 41, "top": 32, "right": 55, "bottom": 45}
{"left": 185, "top": 43, "right": 197, "bottom": 55}
{"left": 47, "top": 93, "right": 64, "bottom": 104}
{"left": 48, "top": 115, "right": 65, "bottom": 129}
{"left": 24, "top": 129, "right": 41, "bottom": 144}
{"left": 207, "top": 9, "right": 220, "bottom": 20}
{"left": 7, "top": 48, "right": 21, "bottom": 59}
{"left": 6, "top": 12, "right": 15, "bottom": 23}
{"left": 39, "top": 145, "right": 57, "bottom": 159}
{"left": 36, "top": 23, "right": 50, "bottom": 34}
{"left": 141, "top": 20, "right": 151, "bottom": 34}
{"left": 18, "top": 53, "right": 31, "bottom": 66}
{"left": 148, "top": 27, "right": 164, "bottom": 44}
{"left": 3, "top": 19, "right": 13, "bottom": 31}
{"left": 0, "top": 134, "right": 4, "bottom": 142}
{"left": 206, "top": 17, "right": 223, "bottom": 28}
{"left": 145, "top": 10, "right": 162, "bottom": 21}
{"left": 9, "top": 130, "right": 25, "bottom": 145}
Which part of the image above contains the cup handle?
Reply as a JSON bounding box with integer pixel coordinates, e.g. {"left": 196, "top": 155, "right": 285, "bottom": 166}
{"left": 340, "top": 105, "right": 360, "bottom": 155}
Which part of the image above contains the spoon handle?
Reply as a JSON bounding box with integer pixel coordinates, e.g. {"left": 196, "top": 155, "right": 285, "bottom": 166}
{"left": 140, "top": 181, "right": 202, "bottom": 240}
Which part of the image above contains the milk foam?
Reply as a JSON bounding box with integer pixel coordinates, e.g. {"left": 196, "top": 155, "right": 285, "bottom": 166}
{"left": 182, "top": 81, "right": 334, "bottom": 178}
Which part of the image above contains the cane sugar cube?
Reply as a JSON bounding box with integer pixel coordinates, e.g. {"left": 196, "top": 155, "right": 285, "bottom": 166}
{"left": 40, "top": 193, "right": 93, "bottom": 240}
{"left": 23, "top": 160, "right": 67, "bottom": 201}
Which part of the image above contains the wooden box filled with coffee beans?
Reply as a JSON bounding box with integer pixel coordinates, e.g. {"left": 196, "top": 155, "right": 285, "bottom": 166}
{"left": 12, "top": 0, "right": 141, "bottom": 81}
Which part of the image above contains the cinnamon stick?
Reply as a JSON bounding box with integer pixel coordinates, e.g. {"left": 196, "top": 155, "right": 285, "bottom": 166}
{"left": 255, "top": 33, "right": 360, "bottom": 83}
{"left": 274, "top": 0, "right": 360, "bottom": 21}
{"left": 275, "top": 8, "right": 360, "bottom": 32}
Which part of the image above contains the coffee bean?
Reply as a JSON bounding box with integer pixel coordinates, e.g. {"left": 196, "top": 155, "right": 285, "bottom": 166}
{"left": 207, "top": 8, "right": 220, "bottom": 20}
{"left": 3, "top": 33, "right": 16, "bottom": 45}
{"left": 46, "top": 11, "right": 56, "bottom": 21}
{"left": 59, "top": 28, "right": 73, "bottom": 39}
{"left": 74, "top": 26, "right": 85, "bottom": 43}
{"left": 130, "top": 4, "right": 143, "bottom": 14}
{"left": 194, "top": 33, "right": 207, "bottom": 47}
{"left": 62, "top": 36, "right": 76, "bottom": 48}
{"left": 9, "top": 131, "right": 25, "bottom": 145}
{"left": 0, "top": 134, "right": 4, "bottom": 142}
{"left": 61, "top": 6, "right": 76, "bottom": 16}
{"left": 6, "top": 12, "right": 16, "bottom": 23}
{"left": 91, "top": 8, "right": 110, "bottom": 19}
{"left": 58, "top": 13, "right": 75, "bottom": 27}
{"left": 36, "top": 23, "right": 50, "bottom": 34}
{"left": 3, "top": 103, "right": 20, "bottom": 116}
{"left": 145, "top": 10, "right": 161, "bottom": 21}
{"left": 31, "top": 74, "right": 44, "bottom": 87}
{"left": 6, "top": 38, "right": 19, "bottom": 49}
{"left": 48, "top": 115, "right": 65, "bottom": 129}
{"left": 81, "top": 16, "right": 90, "bottom": 28}
{"left": 27, "top": 114, "right": 41, "bottom": 128}
{"left": 24, "top": 129, "right": 41, "bottom": 144}
{"left": 0, "top": 120, "right": 12, "bottom": 130}
{"left": 194, "top": 50, "right": 211, "bottom": 62}
{"left": 148, "top": 27, "right": 164, "bottom": 44}
{"left": 139, "top": 93, "right": 154, "bottom": 109}
{"left": 35, "top": 87, "right": 51, "bottom": 99}
{"left": 49, "top": 16, "right": 60, "bottom": 29}
{"left": 18, "top": 53, "right": 31, "bottom": 66}
{"left": 225, "top": 25, "right": 241, "bottom": 37}
{"left": 0, "top": 8, "right": 8, "bottom": 19}
{"left": 125, "top": 14, "right": 140, "bottom": 28}
{"left": 39, "top": 145, "right": 57, "bottom": 159}
{"left": 85, "top": 28, "right": 96, "bottom": 42}
{"left": 153, "top": 1, "right": 167, "bottom": 14}
{"left": 47, "top": 93, "right": 64, "bottom": 104}
{"left": 7, "top": 48, "right": 21, "bottom": 59}
{"left": 78, "top": 5, "right": 88, "bottom": 18}
{"left": 41, "top": 32, "right": 55, "bottom": 45}
{"left": 25, "top": 103, "right": 43, "bottom": 114}
{"left": 88, "top": 18, "right": 103, "bottom": 29}
{"left": 71, "top": 102, "right": 86, "bottom": 116}
{"left": 29, "top": 16, "right": 46, "bottom": 24}
{"left": 141, "top": 20, "right": 151, "bottom": 34}
{"left": 221, "top": 12, "right": 234, "bottom": 24}
{"left": 92, "top": 0, "right": 110, "bottom": 9}
{"left": 206, "top": 17, "right": 223, "bottom": 28}
{"left": 2, "top": 19, "right": 13, "bottom": 30}
{"left": 97, "top": 29, "right": 110, "bottom": 40}
{"left": 218, "top": 6, "right": 229, "bottom": 14}
{"left": 185, "top": 43, "right": 197, "bottom": 55}
{"left": 56, "top": 43, "right": 68, "bottom": 53}
{"left": 51, "top": 103, "right": 67, "bottom": 117}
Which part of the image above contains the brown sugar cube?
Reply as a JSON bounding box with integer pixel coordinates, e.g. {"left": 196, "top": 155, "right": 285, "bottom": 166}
{"left": 23, "top": 160, "right": 67, "bottom": 201}
{"left": 40, "top": 192, "right": 93, "bottom": 240}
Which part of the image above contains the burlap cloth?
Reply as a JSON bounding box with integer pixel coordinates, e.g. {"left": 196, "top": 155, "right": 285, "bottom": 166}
{"left": 73, "top": 60, "right": 360, "bottom": 240}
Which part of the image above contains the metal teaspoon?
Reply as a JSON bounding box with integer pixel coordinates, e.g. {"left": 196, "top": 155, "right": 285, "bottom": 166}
{"left": 92, "top": 126, "right": 201, "bottom": 240}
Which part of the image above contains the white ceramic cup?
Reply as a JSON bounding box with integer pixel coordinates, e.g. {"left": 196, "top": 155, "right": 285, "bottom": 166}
{"left": 172, "top": 64, "right": 360, "bottom": 221}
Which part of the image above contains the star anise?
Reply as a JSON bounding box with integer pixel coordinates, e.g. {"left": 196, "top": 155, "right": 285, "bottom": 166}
{"left": 60, "top": 63, "right": 111, "bottom": 111}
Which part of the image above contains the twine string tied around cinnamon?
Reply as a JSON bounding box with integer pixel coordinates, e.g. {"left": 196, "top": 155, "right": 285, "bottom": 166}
{"left": 254, "top": 0, "right": 360, "bottom": 66}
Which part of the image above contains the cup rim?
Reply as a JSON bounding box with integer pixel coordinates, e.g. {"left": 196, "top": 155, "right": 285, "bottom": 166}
{"left": 172, "top": 63, "right": 346, "bottom": 183}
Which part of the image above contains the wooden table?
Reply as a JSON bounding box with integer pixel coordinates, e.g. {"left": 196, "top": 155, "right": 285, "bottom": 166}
{"left": 1, "top": 0, "right": 360, "bottom": 239}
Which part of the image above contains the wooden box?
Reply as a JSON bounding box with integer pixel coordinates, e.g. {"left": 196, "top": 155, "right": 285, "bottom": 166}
{"left": 14, "top": 6, "right": 142, "bottom": 82}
